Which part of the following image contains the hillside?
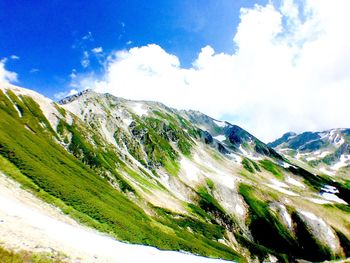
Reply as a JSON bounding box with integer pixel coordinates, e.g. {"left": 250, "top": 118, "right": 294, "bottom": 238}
{"left": 0, "top": 82, "right": 349, "bottom": 262}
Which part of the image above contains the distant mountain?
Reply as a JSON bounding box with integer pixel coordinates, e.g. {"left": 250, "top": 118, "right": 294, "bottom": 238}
{"left": 0, "top": 82, "right": 350, "bottom": 262}
{"left": 268, "top": 132, "right": 297, "bottom": 148}
{"left": 269, "top": 129, "right": 350, "bottom": 176}
{"left": 183, "top": 110, "right": 283, "bottom": 161}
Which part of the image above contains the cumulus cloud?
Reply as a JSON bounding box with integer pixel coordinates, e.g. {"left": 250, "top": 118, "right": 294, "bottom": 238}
{"left": 92, "top": 47, "right": 103, "bottom": 54}
{"left": 73, "top": 0, "right": 350, "bottom": 142}
{"left": 0, "top": 58, "right": 18, "bottom": 83}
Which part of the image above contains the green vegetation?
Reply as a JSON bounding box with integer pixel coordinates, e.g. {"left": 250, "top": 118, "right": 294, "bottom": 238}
{"left": 251, "top": 160, "right": 261, "bottom": 172}
{"left": 291, "top": 212, "right": 333, "bottom": 261}
{"left": 0, "top": 246, "right": 66, "bottom": 263}
{"left": 54, "top": 103, "right": 67, "bottom": 117}
{"left": 197, "top": 187, "right": 235, "bottom": 230}
{"left": 259, "top": 159, "right": 284, "bottom": 179}
{"left": 239, "top": 184, "right": 298, "bottom": 261}
{"left": 242, "top": 158, "right": 254, "bottom": 173}
{"left": 239, "top": 183, "right": 338, "bottom": 262}
{"left": 0, "top": 90, "right": 240, "bottom": 260}
{"left": 152, "top": 207, "right": 242, "bottom": 262}
{"left": 57, "top": 119, "right": 135, "bottom": 193}
{"left": 187, "top": 203, "right": 212, "bottom": 220}
{"left": 125, "top": 116, "right": 187, "bottom": 176}
{"left": 241, "top": 158, "right": 260, "bottom": 173}
{"left": 206, "top": 178, "right": 214, "bottom": 190}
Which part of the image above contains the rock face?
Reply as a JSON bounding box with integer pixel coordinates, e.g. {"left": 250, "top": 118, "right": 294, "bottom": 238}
{"left": 0, "top": 83, "right": 349, "bottom": 262}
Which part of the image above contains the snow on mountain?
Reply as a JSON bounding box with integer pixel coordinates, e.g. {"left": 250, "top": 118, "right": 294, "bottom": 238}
{"left": 269, "top": 128, "right": 350, "bottom": 175}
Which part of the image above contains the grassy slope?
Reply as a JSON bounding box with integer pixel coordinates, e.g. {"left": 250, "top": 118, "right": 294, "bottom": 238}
{"left": 0, "top": 246, "right": 67, "bottom": 263}
{"left": 0, "top": 89, "right": 241, "bottom": 261}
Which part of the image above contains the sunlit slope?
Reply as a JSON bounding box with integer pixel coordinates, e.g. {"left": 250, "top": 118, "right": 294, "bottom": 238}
{"left": 0, "top": 83, "right": 349, "bottom": 262}
{"left": 0, "top": 85, "right": 240, "bottom": 261}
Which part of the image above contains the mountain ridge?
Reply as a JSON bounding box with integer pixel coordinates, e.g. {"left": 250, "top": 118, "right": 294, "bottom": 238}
{"left": 0, "top": 83, "right": 349, "bottom": 262}
{"left": 269, "top": 128, "right": 350, "bottom": 177}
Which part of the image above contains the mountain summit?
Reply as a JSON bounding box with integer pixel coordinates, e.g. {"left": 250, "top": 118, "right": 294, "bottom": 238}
{"left": 0, "top": 83, "right": 349, "bottom": 262}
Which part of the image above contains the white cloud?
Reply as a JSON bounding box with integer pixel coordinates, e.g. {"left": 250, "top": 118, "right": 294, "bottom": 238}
{"left": 10, "top": 55, "right": 20, "bottom": 60}
{"left": 0, "top": 58, "right": 18, "bottom": 83}
{"left": 73, "top": 0, "right": 350, "bottom": 142}
{"left": 81, "top": 51, "right": 90, "bottom": 68}
{"left": 30, "top": 68, "right": 39, "bottom": 73}
{"left": 91, "top": 47, "right": 103, "bottom": 54}
{"left": 82, "top": 31, "right": 93, "bottom": 41}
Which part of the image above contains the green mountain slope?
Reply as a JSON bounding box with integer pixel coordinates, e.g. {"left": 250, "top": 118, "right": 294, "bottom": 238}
{"left": 0, "top": 83, "right": 349, "bottom": 262}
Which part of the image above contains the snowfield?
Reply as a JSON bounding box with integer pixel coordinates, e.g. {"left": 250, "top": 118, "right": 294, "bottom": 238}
{"left": 0, "top": 173, "right": 232, "bottom": 263}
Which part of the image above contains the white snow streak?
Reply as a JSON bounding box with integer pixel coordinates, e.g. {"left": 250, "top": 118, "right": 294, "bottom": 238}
{"left": 266, "top": 184, "right": 299, "bottom": 196}
{"left": 213, "top": 135, "right": 226, "bottom": 142}
{"left": 213, "top": 120, "right": 226, "bottom": 128}
{"left": 320, "top": 192, "right": 347, "bottom": 204}
{"left": 330, "top": 154, "right": 350, "bottom": 170}
{"left": 286, "top": 177, "right": 305, "bottom": 188}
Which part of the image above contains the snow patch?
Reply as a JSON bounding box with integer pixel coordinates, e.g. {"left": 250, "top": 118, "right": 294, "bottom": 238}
{"left": 320, "top": 193, "right": 347, "bottom": 204}
{"left": 318, "top": 151, "right": 331, "bottom": 158}
{"left": 266, "top": 184, "right": 299, "bottom": 196}
{"left": 306, "top": 197, "right": 332, "bottom": 205}
{"left": 213, "top": 135, "right": 226, "bottom": 142}
{"left": 239, "top": 145, "right": 248, "bottom": 156}
{"left": 330, "top": 154, "right": 350, "bottom": 170}
{"left": 14, "top": 104, "right": 23, "bottom": 117}
{"left": 281, "top": 162, "right": 291, "bottom": 168}
{"left": 235, "top": 204, "right": 244, "bottom": 216}
{"left": 321, "top": 185, "right": 339, "bottom": 194}
{"left": 286, "top": 177, "right": 305, "bottom": 188}
{"left": 299, "top": 210, "right": 338, "bottom": 250}
{"left": 279, "top": 205, "right": 292, "bottom": 229}
{"left": 213, "top": 120, "right": 226, "bottom": 128}
{"left": 306, "top": 156, "right": 317, "bottom": 161}
{"left": 300, "top": 210, "right": 323, "bottom": 223}
{"left": 131, "top": 103, "right": 148, "bottom": 116}
{"left": 270, "top": 179, "right": 289, "bottom": 188}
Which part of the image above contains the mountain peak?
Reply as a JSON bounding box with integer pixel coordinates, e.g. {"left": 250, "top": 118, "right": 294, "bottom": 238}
{"left": 58, "top": 89, "right": 96, "bottom": 104}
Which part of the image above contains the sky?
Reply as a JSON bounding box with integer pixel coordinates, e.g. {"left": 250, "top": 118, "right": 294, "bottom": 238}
{"left": 1, "top": 0, "right": 350, "bottom": 142}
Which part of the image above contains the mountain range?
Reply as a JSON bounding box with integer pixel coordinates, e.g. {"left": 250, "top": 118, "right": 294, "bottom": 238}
{"left": 0, "top": 82, "right": 349, "bottom": 262}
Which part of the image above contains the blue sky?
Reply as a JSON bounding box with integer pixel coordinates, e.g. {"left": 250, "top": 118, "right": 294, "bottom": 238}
{"left": 0, "top": 0, "right": 267, "bottom": 98}
{"left": 1, "top": 0, "right": 350, "bottom": 141}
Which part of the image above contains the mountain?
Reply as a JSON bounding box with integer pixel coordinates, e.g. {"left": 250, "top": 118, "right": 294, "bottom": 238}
{"left": 269, "top": 129, "right": 350, "bottom": 177}
{"left": 0, "top": 82, "right": 349, "bottom": 262}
